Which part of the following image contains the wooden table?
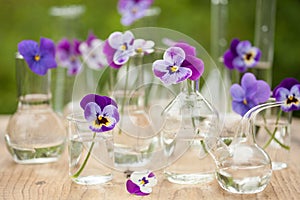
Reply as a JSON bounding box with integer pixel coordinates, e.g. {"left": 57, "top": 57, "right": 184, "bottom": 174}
{"left": 0, "top": 115, "right": 300, "bottom": 200}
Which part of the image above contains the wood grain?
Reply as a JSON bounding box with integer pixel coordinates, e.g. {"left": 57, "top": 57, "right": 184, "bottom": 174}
{"left": 0, "top": 115, "right": 300, "bottom": 200}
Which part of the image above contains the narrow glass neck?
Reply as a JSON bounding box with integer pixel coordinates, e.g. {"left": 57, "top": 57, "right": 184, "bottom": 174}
{"left": 182, "top": 79, "right": 198, "bottom": 95}
{"left": 16, "top": 53, "right": 51, "bottom": 105}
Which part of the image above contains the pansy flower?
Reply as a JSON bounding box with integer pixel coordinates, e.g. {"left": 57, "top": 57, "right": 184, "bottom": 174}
{"left": 17, "top": 38, "right": 57, "bottom": 76}
{"left": 153, "top": 47, "right": 192, "bottom": 85}
{"left": 126, "top": 171, "right": 157, "bottom": 196}
{"left": 80, "top": 94, "right": 120, "bottom": 132}
{"left": 56, "top": 38, "right": 82, "bottom": 76}
{"left": 133, "top": 39, "right": 155, "bottom": 55}
{"left": 79, "top": 33, "right": 108, "bottom": 70}
{"left": 118, "top": 0, "right": 154, "bottom": 26}
{"left": 103, "top": 31, "right": 135, "bottom": 69}
{"left": 230, "top": 73, "right": 271, "bottom": 116}
{"left": 223, "top": 38, "right": 261, "bottom": 72}
{"left": 273, "top": 78, "right": 300, "bottom": 112}
{"left": 174, "top": 42, "right": 204, "bottom": 80}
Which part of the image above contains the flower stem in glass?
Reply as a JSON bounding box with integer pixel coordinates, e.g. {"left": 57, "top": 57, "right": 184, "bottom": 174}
{"left": 71, "top": 132, "right": 96, "bottom": 179}
{"left": 263, "top": 109, "right": 290, "bottom": 150}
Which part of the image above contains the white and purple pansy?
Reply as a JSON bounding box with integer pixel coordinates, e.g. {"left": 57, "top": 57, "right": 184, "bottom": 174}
{"left": 273, "top": 78, "right": 300, "bottom": 112}
{"left": 17, "top": 37, "right": 57, "bottom": 76}
{"left": 223, "top": 38, "right": 261, "bottom": 72}
{"left": 56, "top": 38, "right": 82, "bottom": 76}
{"left": 79, "top": 33, "right": 108, "bottom": 70}
{"left": 103, "top": 31, "right": 135, "bottom": 69}
{"left": 133, "top": 39, "right": 155, "bottom": 55}
{"left": 126, "top": 171, "right": 157, "bottom": 196}
{"left": 118, "top": 0, "right": 154, "bottom": 26}
{"left": 80, "top": 94, "right": 120, "bottom": 132}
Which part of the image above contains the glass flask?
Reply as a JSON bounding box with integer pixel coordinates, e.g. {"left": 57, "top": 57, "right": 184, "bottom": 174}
{"left": 162, "top": 80, "right": 219, "bottom": 184}
{"left": 211, "top": 102, "right": 279, "bottom": 194}
{"left": 5, "top": 53, "right": 66, "bottom": 164}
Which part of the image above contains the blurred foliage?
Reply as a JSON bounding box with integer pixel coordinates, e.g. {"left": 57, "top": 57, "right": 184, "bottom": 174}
{"left": 0, "top": 0, "right": 299, "bottom": 116}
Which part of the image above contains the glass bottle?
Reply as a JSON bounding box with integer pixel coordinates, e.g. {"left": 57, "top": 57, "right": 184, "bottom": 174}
{"left": 5, "top": 53, "right": 66, "bottom": 164}
{"left": 162, "top": 80, "right": 219, "bottom": 184}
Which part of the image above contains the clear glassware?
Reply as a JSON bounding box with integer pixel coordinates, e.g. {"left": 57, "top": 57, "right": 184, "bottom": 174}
{"left": 162, "top": 80, "right": 219, "bottom": 184}
{"left": 5, "top": 53, "right": 66, "bottom": 164}
{"left": 211, "top": 102, "right": 279, "bottom": 194}
{"left": 251, "top": 98, "right": 291, "bottom": 170}
{"left": 67, "top": 113, "right": 114, "bottom": 185}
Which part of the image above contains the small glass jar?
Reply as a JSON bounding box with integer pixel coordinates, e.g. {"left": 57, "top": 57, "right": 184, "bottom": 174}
{"left": 5, "top": 53, "right": 66, "bottom": 164}
{"left": 67, "top": 113, "right": 114, "bottom": 185}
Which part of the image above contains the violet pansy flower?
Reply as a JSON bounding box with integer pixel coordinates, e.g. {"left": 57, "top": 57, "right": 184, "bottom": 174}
{"left": 174, "top": 42, "right": 204, "bottom": 81}
{"left": 18, "top": 38, "right": 57, "bottom": 76}
{"left": 56, "top": 38, "right": 82, "bottom": 76}
{"left": 152, "top": 47, "right": 193, "bottom": 85}
{"left": 273, "top": 78, "right": 300, "bottom": 112}
{"left": 126, "top": 171, "right": 157, "bottom": 196}
{"left": 80, "top": 94, "right": 120, "bottom": 132}
{"left": 79, "top": 33, "right": 108, "bottom": 70}
{"left": 103, "top": 31, "right": 135, "bottom": 69}
{"left": 223, "top": 38, "right": 261, "bottom": 72}
{"left": 118, "top": 0, "right": 154, "bottom": 26}
{"left": 230, "top": 73, "right": 271, "bottom": 116}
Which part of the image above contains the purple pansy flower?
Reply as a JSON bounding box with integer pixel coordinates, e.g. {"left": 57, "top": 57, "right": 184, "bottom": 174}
{"left": 17, "top": 38, "right": 57, "bottom": 76}
{"left": 118, "top": 0, "right": 154, "bottom": 26}
{"left": 126, "top": 171, "right": 157, "bottom": 196}
{"left": 103, "top": 31, "right": 135, "bottom": 69}
{"left": 79, "top": 33, "right": 108, "bottom": 70}
{"left": 223, "top": 38, "right": 261, "bottom": 72}
{"left": 152, "top": 47, "right": 193, "bottom": 85}
{"left": 273, "top": 78, "right": 300, "bottom": 112}
{"left": 230, "top": 73, "right": 271, "bottom": 116}
{"left": 80, "top": 94, "right": 120, "bottom": 132}
{"left": 133, "top": 39, "right": 155, "bottom": 55}
{"left": 56, "top": 38, "right": 82, "bottom": 76}
{"left": 174, "top": 42, "right": 204, "bottom": 80}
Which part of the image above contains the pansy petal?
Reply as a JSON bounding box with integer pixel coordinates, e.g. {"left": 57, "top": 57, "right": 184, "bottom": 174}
{"left": 274, "top": 87, "right": 290, "bottom": 102}
{"left": 161, "top": 67, "right": 192, "bottom": 85}
{"left": 230, "top": 38, "right": 240, "bottom": 54}
{"left": 163, "top": 47, "right": 185, "bottom": 66}
{"left": 84, "top": 102, "right": 101, "bottom": 122}
{"left": 103, "top": 104, "right": 120, "bottom": 124}
{"left": 39, "top": 38, "right": 56, "bottom": 57}
{"left": 67, "top": 60, "right": 82, "bottom": 76}
{"left": 29, "top": 61, "right": 48, "bottom": 76}
{"left": 232, "top": 57, "right": 247, "bottom": 72}
{"left": 236, "top": 40, "right": 252, "bottom": 56}
{"left": 241, "top": 73, "right": 258, "bottom": 98}
{"left": 230, "top": 84, "right": 245, "bottom": 101}
{"left": 183, "top": 55, "right": 204, "bottom": 80}
{"left": 108, "top": 32, "right": 124, "bottom": 49}
{"left": 123, "top": 31, "right": 135, "bottom": 45}
{"left": 18, "top": 40, "right": 38, "bottom": 62}
{"left": 253, "top": 80, "right": 271, "bottom": 103}
{"left": 290, "top": 84, "right": 300, "bottom": 97}
{"left": 139, "top": 186, "right": 152, "bottom": 194}
{"left": 152, "top": 60, "right": 170, "bottom": 78}
{"left": 41, "top": 54, "right": 57, "bottom": 69}
{"left": 126, "top": 180, "right": 142, "bottom": 195}
{"left": 232, "top": 101, "right": 250, "bottom": 117}
{"left": 174, "top": 42, "right": 196, "bottom": 57}
{"left": 113, "top": 50, "right": 131, "bottom": 65}
{"left": 103, "top": 40, "right": 122, "bottom": 69}
{"left": 223, "top": 50, "right": 235, "bottom": 70}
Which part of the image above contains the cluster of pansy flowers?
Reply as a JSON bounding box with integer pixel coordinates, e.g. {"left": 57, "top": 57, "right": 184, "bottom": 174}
{"left": 223, "top": 38, "right": 300, "bottom": 116}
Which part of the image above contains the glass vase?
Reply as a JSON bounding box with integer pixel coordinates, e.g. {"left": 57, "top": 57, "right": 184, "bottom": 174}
{"left": 252, "top": 98, "right": 291, "bottom": 170}
{"left": 108, "top": 55, "right": 166, "bottom": 172}
{"left": 67, "top": 113, "right": 114, "bottom": 185}
{"left": 5, "top": 53, "right": 66, "bottom": 164}
{"left": 162, "top": 80, "right": 219, "bottom": 184}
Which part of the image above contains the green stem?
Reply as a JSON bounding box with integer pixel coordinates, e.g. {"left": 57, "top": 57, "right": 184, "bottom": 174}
{"left": 118, "top": 61, "right": 130, "bottom": 135}
{"left": 71, "top": 132, "right": 96, "bottom": 179}
{"left": 262, "top": 109, "right": 290, "bottom": 150}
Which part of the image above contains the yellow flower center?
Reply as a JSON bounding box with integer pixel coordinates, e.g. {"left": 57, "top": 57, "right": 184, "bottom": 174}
{"left": 121, "top": 44, "right": 127, "bottom": 51}
{"left": 243, "top": 98, "right": 248, "bottom": 105}
{"left": 140, "top": 179, "right": 145, "bottom": 186}
{"left": 170, "top": 66, "right": 179, "bottom": 73}
{"left": 286, "top": 95, "right": 299, "bottom": 105}
{"left": 136, "top": 47, "right": 143, "bottom": 54}
{"left": 94, "top": 115, "right": 110, "bottom": 128}
{"left": 243, "top": 51, "right": 255, "bottom": 65}
{"left": 34, "top": 55, "right": 40, "bottom": 61}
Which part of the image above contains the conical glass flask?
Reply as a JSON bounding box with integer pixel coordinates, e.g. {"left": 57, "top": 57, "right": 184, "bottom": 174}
{"left": 5, "top": 53, "right": 66, "bottom": 164}
{"left": 162, "top": 80, "right": 219, "bottom": 184}
{"left": 212, "top": 101, "right": 283, "bottom": 194}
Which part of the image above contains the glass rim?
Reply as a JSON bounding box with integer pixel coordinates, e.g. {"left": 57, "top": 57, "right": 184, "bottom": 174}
{"left": 66, "top": 112, "right": 87, "bottom": 123}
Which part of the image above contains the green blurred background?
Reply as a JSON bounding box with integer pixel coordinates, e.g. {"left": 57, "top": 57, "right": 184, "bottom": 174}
{"left": 0, "top": 0, "right": 300, "bottom": 114}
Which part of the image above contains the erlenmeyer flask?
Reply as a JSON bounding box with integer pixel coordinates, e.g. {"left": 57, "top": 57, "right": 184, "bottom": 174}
{"left": 212, "top": 101, "right": 283, "bottom": 194}
{"left": 162, "top": 80, "right": 219, "bottom": 184}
